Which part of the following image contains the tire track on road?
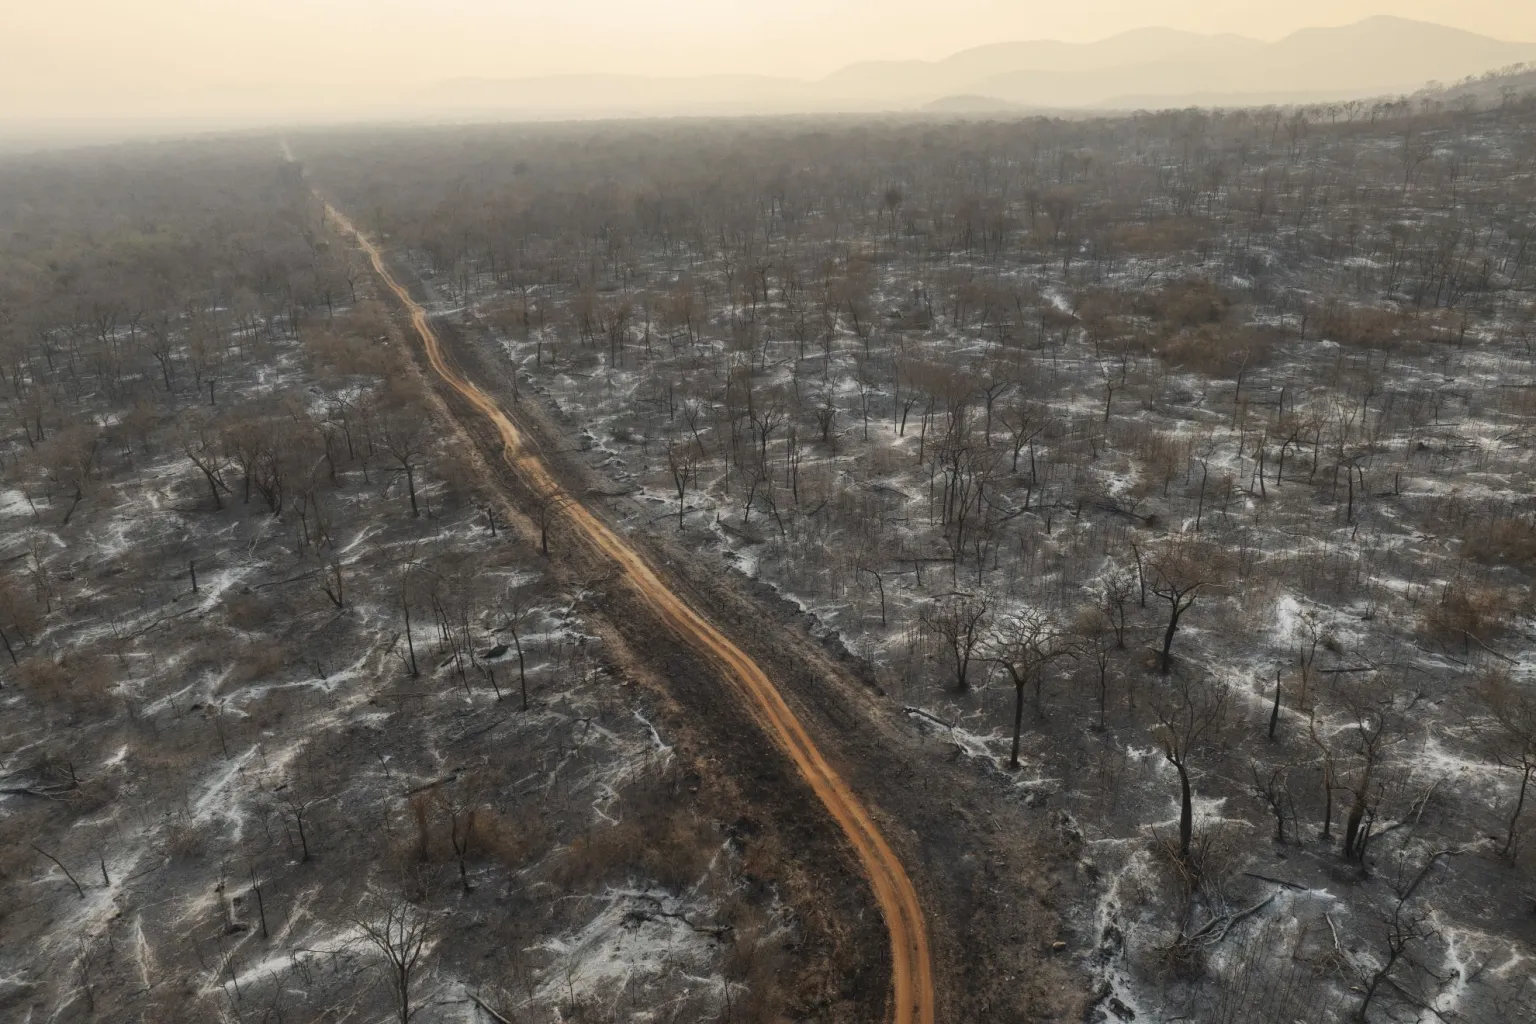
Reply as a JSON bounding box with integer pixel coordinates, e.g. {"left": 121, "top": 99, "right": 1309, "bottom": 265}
{"left": 322, "top": 197, "right": 935, "bottom": 1024}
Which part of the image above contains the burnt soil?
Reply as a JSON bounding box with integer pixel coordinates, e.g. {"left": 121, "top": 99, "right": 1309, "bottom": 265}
{"left": 385, "top": 254, "right": 1090, "bottom": 1022}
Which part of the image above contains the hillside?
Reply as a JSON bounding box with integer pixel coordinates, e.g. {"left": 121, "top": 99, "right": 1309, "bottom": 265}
{"left": 426, "top": 17, "right": 1536, "bottom": 116}
{"left": 1415, "top": 61, "right": 1536, "bottom": 106}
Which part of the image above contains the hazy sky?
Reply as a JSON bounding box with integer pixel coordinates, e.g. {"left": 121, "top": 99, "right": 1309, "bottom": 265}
{"left": 5, "top": 1, "right": 1535, "bottom": 119}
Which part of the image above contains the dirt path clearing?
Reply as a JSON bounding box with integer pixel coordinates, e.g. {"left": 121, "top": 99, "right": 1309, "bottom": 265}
{"left": 322, "top": 197, "right": 936, "bottom": 1024}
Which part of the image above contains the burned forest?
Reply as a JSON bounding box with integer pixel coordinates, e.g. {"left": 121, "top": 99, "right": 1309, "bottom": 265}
{"left": 5, "top": 81, "right": 1536, "bottom": 1024}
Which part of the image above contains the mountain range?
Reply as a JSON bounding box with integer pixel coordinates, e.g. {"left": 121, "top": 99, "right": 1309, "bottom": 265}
{"left": 422, "top": 17, "right": 1536, "bottom": 118}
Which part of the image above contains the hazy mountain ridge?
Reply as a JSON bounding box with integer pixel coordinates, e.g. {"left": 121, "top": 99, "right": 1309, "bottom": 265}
{"left": 1414, "top": 61, "right": 1536, "bottom": 105}
{"left": 431, "top": 16, "right": 1536, "bottom": 116}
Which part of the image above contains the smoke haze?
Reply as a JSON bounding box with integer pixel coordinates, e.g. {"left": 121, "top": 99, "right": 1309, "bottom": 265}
{"left": 4, "top": 2, "right": 1535, "bottom": 130}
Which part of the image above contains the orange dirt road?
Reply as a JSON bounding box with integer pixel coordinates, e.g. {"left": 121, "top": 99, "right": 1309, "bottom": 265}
{"left": 324, "top": 200, "right": 935, "bottom": 1024}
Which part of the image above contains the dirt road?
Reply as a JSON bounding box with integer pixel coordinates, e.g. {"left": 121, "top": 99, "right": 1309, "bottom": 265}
{"left": 324, "top": 201, "right": 935, "bottom": 1024}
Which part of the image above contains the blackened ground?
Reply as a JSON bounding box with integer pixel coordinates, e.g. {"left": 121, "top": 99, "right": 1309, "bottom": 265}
{"left": 386, "top": 254, "right": 1090, "bottom": 1022}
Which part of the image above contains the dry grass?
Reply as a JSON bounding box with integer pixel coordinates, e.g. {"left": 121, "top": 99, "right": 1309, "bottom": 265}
{"left": 391, "top": 792, "right": 548, "bottom": 873}
{"left": 1137, "top": 278, "right": 1229, "bottom": 329}
{"left": 738, "top": 831, "right": 792, "bottom": 886}
{"left": 163, "top": 814, "right": 215, "bottom": 860}
{"left": 1418, "top": 582, "right": 1519, "bottom": 643}
{"left": 1126, "top": 429, "right": 1189, "bottom": 498}
{"left": 223, "top": 641, "right": 290, "bottom": 691}
{"left": 473, "top": 808, "right": 546, "bottom": 870}
{"left": 1461, "top": 516, "right": 1536, "bottom": 568}
{"left": 0, "top": 574, "right": 42, "bottom": 643}
{"left": 243, "top": 685, "right": 305, "bottom": 730}
{"left": 721, "top": 902, "right": 792, "bottom": 1021}
{"left": 304, "top": 327, "right": 392, "bottom": 379}
{"left": 0, "top": 805, "right": 56, "bottom": 884}
{"left": 1314, "top": 302, "right": 1409, "bottom": 350}
{"left": 549, "top": 807, "right": 716, "bottom": 892}
{"left": 222, "top": 592, "right": 282, "bottom": 631}
{"left": 13, "top": 654, "right": 114, "bottom": 717}
{"left": 1155, "top": 324, "right": 1276, "bottom": 378}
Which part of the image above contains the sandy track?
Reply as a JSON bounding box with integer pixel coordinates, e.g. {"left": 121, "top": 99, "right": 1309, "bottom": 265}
{"left": 322, "top": 200, "right": 934, "bottom": 1024}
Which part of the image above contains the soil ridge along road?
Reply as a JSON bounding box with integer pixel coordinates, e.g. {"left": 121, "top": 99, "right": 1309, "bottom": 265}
{"left": 323, "top": 198, "right": 935, "bottom": 1024}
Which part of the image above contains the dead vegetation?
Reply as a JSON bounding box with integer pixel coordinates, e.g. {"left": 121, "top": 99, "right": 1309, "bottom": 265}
{"left": 8, "top": 89, "right": 1536, "bottom": 1022}
{"left": 0, "top": 140, "right": 836, "bottom": 1024}
{"left": 291, "top": 95, "right": 1536, "bottom": 1022}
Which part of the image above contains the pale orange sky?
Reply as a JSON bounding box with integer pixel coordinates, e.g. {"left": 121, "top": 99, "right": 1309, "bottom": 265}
{"left": 4, "top": 1, "right": 1535, "bottom": 119}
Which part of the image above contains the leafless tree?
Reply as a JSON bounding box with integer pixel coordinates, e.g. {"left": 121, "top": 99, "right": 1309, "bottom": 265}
{"left": 435, "top": 782, "right": 480, "bottom": 894}
{"left": 1354, "top": 850, "right": 1458, "bottom": 1022}
{"left": 277, "top": 787, "right": 314, "bottom": 862}
{"left": 319, "top": 550, "right": 346, "bottom": 608}
{"left": 357, "top": 898, "right": 433, "bottom": 1024}
{"left": 378, "top": 401, "right": 431, "bottom": 518}
{"left": 1338, "top": 684, "right": 1399, "bottom": 862}
{"left": 530, "top": 487, "right": 570, "bottom": 557}
{"left": 1152, "top": 674, "right": 1229, "bottom": 863}
{"left": 666, "top": 440, "right": 698, "bottom": 530}
{"left": 923, "top": 593, "right": 990, "bottom": 692}
{"left": 1149, "top": 543, "right": 1220, "bottom": 676}
{"left": 1082, "top": 614, "right": 1118, "bottom": 730}
{"left": 39, "top": 424, "right": 102, "bottom": 527}
{"left": 179, "top": 416, "right": 231, "bottom": 510}
{"left": 1098, "top": 564, "right": 1136, "bottom": 649}
{"left": 498, "top": 581, "right": 536, "bottom": 711}
{"left": 1476, "top": 669, "right": 1536, "bottom": 858}
{"left": 396, "top": 555, "right": 421, "bottom": 679}
{"left": 985, "top": 609, "right": 1077, "bottom": 767}
{"left": 1251, "top": 762, "right": 1293, "bottom": 844}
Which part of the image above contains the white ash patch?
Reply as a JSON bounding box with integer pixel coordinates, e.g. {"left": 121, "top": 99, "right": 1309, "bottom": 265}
{"left": 526, "top": 886, "right": 733, "bottom": 1018}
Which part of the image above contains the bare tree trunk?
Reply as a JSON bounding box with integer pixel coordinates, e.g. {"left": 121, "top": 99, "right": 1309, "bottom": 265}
{"left": 1504, "top": 765, "right": 1531, "bottom": 858}
{"left": 1175, "top": 761, "right": 1194, "bottom": 860}
{"left": 1269, "top": 668, "right": 1282, "bottom": 740}
{"left": 513, "top": 632, "right": 527, "bottom": 711}
{"left": 403, "top": 599, "right": 419, "bottom": 678}
{"left": 31, "top": 844, "right": 85, "bottom": 897}
{"left": 1010, "top": 681, "right": 1026, "bottom": 769}
{"left": 1160, "top": 607, "right": 1181, "bottom": 675}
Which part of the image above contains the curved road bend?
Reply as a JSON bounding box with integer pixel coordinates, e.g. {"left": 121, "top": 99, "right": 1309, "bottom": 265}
{"left": 321, "top": 199, "right": 935, "bottom": 1024}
